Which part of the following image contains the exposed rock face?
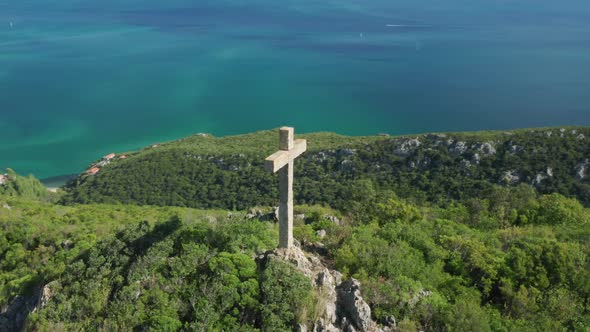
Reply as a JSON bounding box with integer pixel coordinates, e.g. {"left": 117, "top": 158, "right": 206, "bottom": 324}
{"left": 35, "top": 281, "right": 57, "bottom": 313}
{"left": 576, "top": 160, "right": 589, "bottom": 180}
{"left": 259, "top": 247, "right": 342, "bottom": 330}
{"left": 577, "top": 134, "right": 586, "bottom": 141}
{"left": 471, "top": 153, "right": 481, "bottom": 165}
{"left": 502, "top": 170, "right": 521, "bottom": 184}
{"left": 258, "top": 247, "right": 381, "bottom": 332}
{"left": 324, "top": 215, "right": 341, "bottom": 226}
{"left": 0, "top": 282, "right": 56, "bottom": 331}
{"left": 393, "top": 138, "right": 421, "bottom": 157}
{"left": 337, "top": 279, "right": 375, "bottom": 332}
{"left": 532, "top": 167, "right": 554, "bottom": 186}
{"left": 507, "top": 141, "right": 523, "bottom": 154}
{"left": 0, "top": 294, "right": 36, "bottom": 331}
{"left": 474, "top": 142, "right": 496, "bottom": 156}
{"left": 246, "top": 207, "right": 279, "bottom": 221}
{"left": 450, "top": 141, "right": 468, "bottom": 156}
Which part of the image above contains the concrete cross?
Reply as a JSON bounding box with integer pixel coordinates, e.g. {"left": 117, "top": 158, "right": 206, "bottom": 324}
{"left": 265, "top": 127, "right": 307, "bottom": 248}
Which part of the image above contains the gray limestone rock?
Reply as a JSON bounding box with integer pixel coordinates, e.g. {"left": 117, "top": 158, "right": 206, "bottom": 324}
{"left": 393, "top": 138, "right": 421, "bottom": 157}
{"left": 295, "top": 214, "right": 306, "bottom": 221}
{"left": 533, "top": 173, "right": 546, "bottom": 186}
{"left": 508, "top": 141, "right": 523, "bottom": 154}
{"left": 575, "top": 160, "right": 589, "bottom": 180}
{"left": 258, "top": 247, "right": 342, "bottom": 328}
{"left": 381, "top": 316, "right": 396, "bottom": 329}
{"left": 450, "top": 141, "right": 468, "bottom": 156}
{"left": 324, "top": 215, "right": 341, "bottom": 226}
{"left": 0, "top": 281, "right": 56, "bottom": 332}
{"left": 474, "top": 142, "right": 496, "bottom": 156}
{"left": 34, "top": 281, "right": 57, "bottom": 313}
{"left": 471, "top": 153, "right": 481, "bottom": 165}
{"left": 460, "top": 159, "right": 471, "bottom": 169}
{"left": 297, "top": 323, "right": 308, "bottom": 332}
{"left": 532, "top": 168, "right": 554, "bottom": 186}
{"left": 337, "top": 278, "right": 375, "bottom": 332}
{"left": 502, "top": 170, "right": 521, "bottom": 184}
{"left": 258, "top": 247, "right": 384, "bottom": 332}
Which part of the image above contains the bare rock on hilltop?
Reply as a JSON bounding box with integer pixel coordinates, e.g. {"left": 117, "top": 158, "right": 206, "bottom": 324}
{"left": 337, "top": 278, "right": 376, "bottom": 332}
{"left": 258, "top": 247, "right": 382, "bottom": 332}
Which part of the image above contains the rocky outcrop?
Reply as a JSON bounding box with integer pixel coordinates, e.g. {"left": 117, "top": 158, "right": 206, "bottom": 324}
{"left": 450, "top": 141, "right": 468, "bottom": 156}
{"left": 34, "top": 281, "right": 57, "bottom": 313}
{"left": 471, "top": 153, "right": 481, "bottom": 165}
{"left": 324, "top": 215, "right": 341, "bottom": 226}
{"left": 507, "top": 141, "right": 523, "bottom": 154}
{"left": 393, "top": 138, "right": 421, "bottom": 157}
{"left": 532, "top": 167, "right": 554, "bottom": 186}
{"left": 575, "top": 160, "right": 589, "bottom": 180}
{"left": 0, "top": 282, "right": 56, "bottom": 331}
{"left": 0, "top": 294, "right": 37, "bottom": 332}
{"left": 337, "top": 279, "right": 376, "bottom": 332}
{"left": 502, "top": 170, "right": 521, "bottom": 184}
{"left": 245, "top": 207, "right": 278, "bottom": 221}
{"left": 258, "top": 247, "right": 382, "bottom": 332}
{"left": 474, "top": 142, "right": 496, "bottom": 156}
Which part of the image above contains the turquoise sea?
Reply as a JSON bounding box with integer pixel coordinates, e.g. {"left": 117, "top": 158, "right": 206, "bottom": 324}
{"left": 1, "top": 0, "right": 590, "bottom": 180}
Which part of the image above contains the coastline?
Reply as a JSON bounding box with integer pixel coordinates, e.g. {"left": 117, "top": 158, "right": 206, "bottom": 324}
{"left": 31, "top": 125, "right": 590, "bottom": 184}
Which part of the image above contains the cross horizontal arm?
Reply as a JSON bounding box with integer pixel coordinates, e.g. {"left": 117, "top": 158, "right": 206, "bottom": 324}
{"left": 265, "top": 139, "right": 307, "bottom": 173}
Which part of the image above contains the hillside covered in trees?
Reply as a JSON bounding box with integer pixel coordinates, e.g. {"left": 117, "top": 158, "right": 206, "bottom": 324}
{"left": 1, "top": 127, "right": 589, "bottom": 331}
{"left": 61, "top": 127, "right": 590, "bottom": 210}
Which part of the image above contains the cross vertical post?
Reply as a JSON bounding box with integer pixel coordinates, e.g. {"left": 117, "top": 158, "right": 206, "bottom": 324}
{"left": 265, "top": 127, "right": 307, "bottom": 248}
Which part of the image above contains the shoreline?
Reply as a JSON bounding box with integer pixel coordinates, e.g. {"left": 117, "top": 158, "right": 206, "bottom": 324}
{"left": 32, "top": 125, "right": 590, "bottom": 182}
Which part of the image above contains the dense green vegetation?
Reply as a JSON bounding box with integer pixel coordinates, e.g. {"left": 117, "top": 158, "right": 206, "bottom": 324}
{"left": 2, "top": 184, "right": 589, "bottom": 331}
{"left": 0, "top": 169, "right": 53, "bottom": 201}
{"left": 62, "top": 127, "right": 590, "bottom": 210}
{"left": 331, "top": 186, "right": 590, "bottom": 331}
{"left": 0, "top": 193, "right": 339, "bottom": 331}
{"left": 2, "top": 127, "right": 590, "bottom": 331}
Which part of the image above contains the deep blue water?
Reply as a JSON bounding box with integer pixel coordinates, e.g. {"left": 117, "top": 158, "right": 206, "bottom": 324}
{"left": 1, "top": 0, "right": 590, "bottom": 179}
